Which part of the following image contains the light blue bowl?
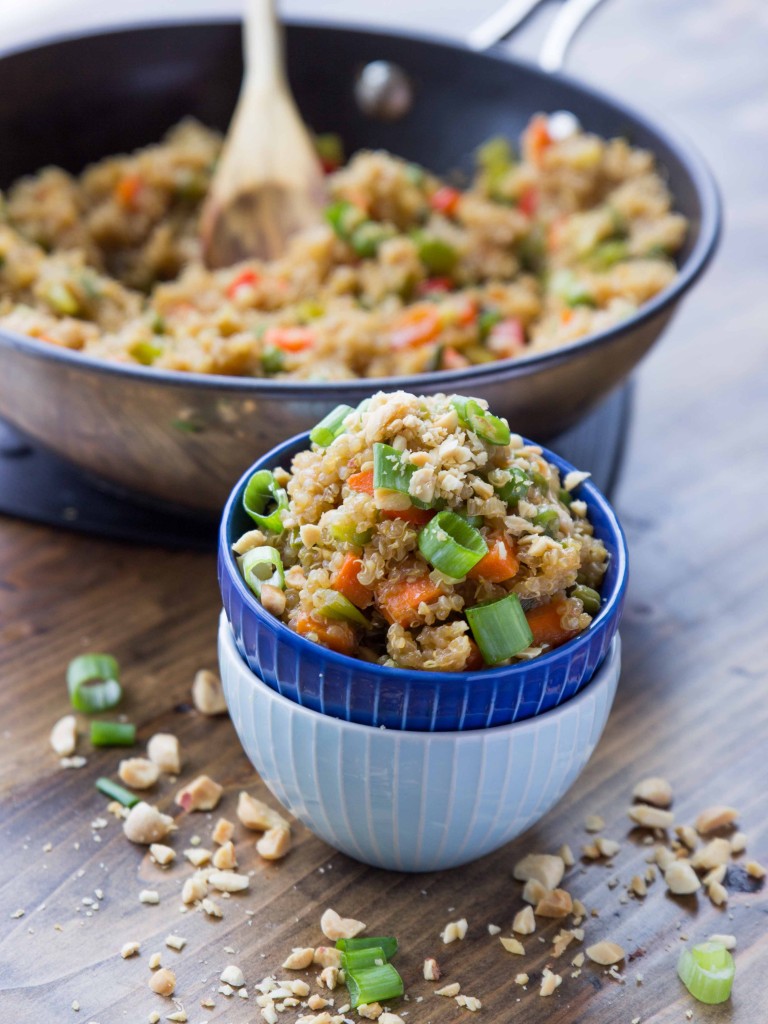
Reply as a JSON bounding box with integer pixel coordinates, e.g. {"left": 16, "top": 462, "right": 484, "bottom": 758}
{"left": 218, "top": 431, "right": 628, "bottom": 731}
{"left": 218, "top": 611, "right": 621, "bottom": 873}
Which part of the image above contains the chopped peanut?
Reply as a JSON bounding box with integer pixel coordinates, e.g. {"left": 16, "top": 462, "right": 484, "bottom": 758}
{"left": 119, "top": 757, "right": 160, "bottom": 790}
{"left": 522, "top": 878, "right": 547, "bottom": 905}
{"left": 318, "top": 966, "right": 339, "bottom": 989}
{"left": 257, "top": 825, "right": 292, "bottom": 860}
{"left": 379, "top": 1015, "right": 405, "bottom": 1024}
{"left": 176, "top": 775, "right": 223, "bottom": 812}
{"left": 629, "top": 875, "right": 647, "bottom": 898}
{"left": 237, "top": 791, "right": 290, "bottom": 831}
{"left": 539, "top": 969, "right": 562, "bottom": 997}
{"left": 423, "top": 957, "right": 441, "bottom": 981}
{"left": 139, "top": 889, "right": 160, "bottom": 904}
{"left": 320, "top": 908, "right": 366, "bottom": 941}
{"left": 455, "top": 995, "right": 482, "bottom": 1011}
{"left": 209, "top": 870, "right": 250, "bottom": 892}
{"left": 192, "top": 669, "right": 228, "bottom": 715}
{"left": 632, "top": 776, "right": 673, "bottom": 807}
{"left": 184, "top": 847, "right": 212, "bottom": 867}
{"left": 691, "top": 838, "right": 731, "bottom": 871}
{"left": 220, "top": 965, "right": 246, "bottom": 987}
{"left": 201, "top": 898, "right": 222, "bottom": 918}
{"left": 435, "top": 983, "right": 460, "bottom": 997}
{"left": 149, "top": 843, "right": 176, "bottom": 866}
{"left": 50, "top": 715, "right": 77, "bottom": 757}
{"left": 212, "top": 840, "right": 237, "bottom": 870}
{"left": 146, "top": 733, "right": 181, "bottom": 774}
{"left": 746, "top": 860, "right": 766, "bottom": 879}
{"left": 675, "top": 825, "right": 698, "bottom": 850}
{"left": 708, "top": 880, "right": 728, "bottom": 906}
{"left": 500, "top": 937, "right": 525, "bottom": 955}
{"left": 120, "top": 941, "right": 140, "bottom": 958}
{"left": 181, "top": 875, "right": 208, "bottom": 904}
{"left": 730, "top": 831, "right": 747, "bottom": 854}
{"left": 559, "top": 843, "right": 575, "bottom": 868}
{"left": 512, "top": 905, "right": 536, "bottom": 935}
{"left": 535, "top": 888, "right": 573, "bottom": 918}
{"left": 596, "top": 837, "right": 621, "bottom": 858}
{"left": 515, "top": 973, "right": 529, "bottom": 986}
{"left": 628, "top": 805, "right": 674, "bottom": 829}
{"left": 123, "top": 802, "right": 176, "bottom": 845}
{"left": 440, "top": 918, "right": 468, "bottom": 943}
{"left": 313, "top": 947, "right": 342, "bottom": 968}
{"left": 212, "top": 817, "right": 235, "bottom": 845}
{"left": 708, "top": 933, "right": 736, "bottom": 950}
{"left": 261, "top": 583, "right": 287, "bottom": 617}
{"left": 695, "top": 805, "right": 738, "bottom": 834}
{"left": 704, "top": 864, "right": 726, "bottom": 886}
{"left": 282, "top": 948, "right": 314, "bottom": 970}
{"left": 551, "top": 929, "right": 577, "bottom": 957}
{"left": 149, "top": 968, "right": 176, "bottom": 996}
{"left": 357, "top": 1003, "right": 382, "bottom": 1019}
{"left": 308, "top": 995, "right": 328, "bottom": 1011}
{"left": 165, "top": 934, "right": 186, "bottom": 951}
{"left": 664, "top": 860, "right": 701, "bottom": 895}
{"left": 513, "top": 853, "right": 565, "bottom": 890}
{"left": 586, "top": 941, "right": 625, "bottom": 966}
{"left": 584, "top": 814, "right": 605, "bottom": 833}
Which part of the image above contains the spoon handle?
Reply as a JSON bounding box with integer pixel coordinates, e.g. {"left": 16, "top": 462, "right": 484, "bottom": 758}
{"left": 243, "top": 0, "right": 285, "bottom": 91}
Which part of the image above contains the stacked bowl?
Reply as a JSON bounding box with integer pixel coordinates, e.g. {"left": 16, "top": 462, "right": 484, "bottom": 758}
{"left": 217, "top": 403, "right": 628, "bottom": 872}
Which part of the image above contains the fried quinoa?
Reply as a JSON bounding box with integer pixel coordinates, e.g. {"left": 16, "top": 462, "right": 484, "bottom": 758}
{"left": 233, "top": 392, "right": 608, "bottom": 672}
{"left": 0, "top": 114, "right": 686, "bottom": 379}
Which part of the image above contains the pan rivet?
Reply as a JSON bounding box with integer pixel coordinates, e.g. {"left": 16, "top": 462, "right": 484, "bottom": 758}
{"left": 354, "top": 61, "right": 413, "bottom": 121}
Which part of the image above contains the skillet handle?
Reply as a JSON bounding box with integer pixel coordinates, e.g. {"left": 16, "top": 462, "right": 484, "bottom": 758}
{"left": 467, "top": 0, "right": 609, "bottom": 72}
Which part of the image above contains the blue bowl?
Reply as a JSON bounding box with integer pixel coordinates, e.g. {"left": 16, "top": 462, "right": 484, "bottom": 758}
{"left": 219, "top": 431, "right": 628, "bottom": 731}
{"left": 219, "top": 612, "right": 622, "bottom": 872}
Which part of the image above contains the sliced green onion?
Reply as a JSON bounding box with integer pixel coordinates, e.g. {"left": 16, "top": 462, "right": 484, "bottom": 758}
{"left": 411, "top": 231, "right": 458, "bottom": 275}
{"left": 325, "top": 200, "right": 366, "bottom": 240}
{"left": 350, "top": 222, "right": 396, "bottom": 258}
{"left": 589, "top": 239, "right": 629, "bottom": 270}
{"left": 95, "top": 777, "right": 140, "bottom": 807}
{"left": 336, "top": 936, "right": 399, "bottom": 960}
{"left": 534, "top": 508, "right": 560, "bottom": 537}
{"left": 466, "top": 593, "right": 533, "bottom": 665}
{"left": 418, "top": 510, "right": 487, "bottom": 579}
{"left": 558, "top": 487, "right": 572, "bottom": 507}
{"left": 341, "top": 946, "right": 389, "bottom": 972}
{"left": 531, "top": 470, "right": 549, "bottom": 491}
{"left": 239, "top": 547, "right": 285, "bottom": 599}
{"left": 452, "top": 397, "right": 511, "bottom": 446}
{"left": 372, "top": 443, "right": 429, "bottom": 509}
{"left": 329, "top": 520, "right": 373, "bottom": 546}
{"left": 90, "top": 721, "right": 136, "bottom": 747}
{"left": 677, "top": 942, "right": 735, "bottom": 1005}
{"left": 478, "top": 308, "right": 502, "bottom": 339}
{"left": 497, "top": 466, "right": 531, "bottom": 505}
{"left": 243, "top": 470, "right": 288, "bottom": 533}
{"left": 550, "top": 269, "right": 596, "bottom": 308}
{"left": 310, "top": 405, "right": 355, "bottom": 447}
{"left": 571, "top": 584, "right": 601, "bottom": 615}
{"left": 261, "top": 345, "right": 285, "bottom": 374}
{"left": 67, "top": 654, "right": 122, "bottom": 713}
{"left": 460, "top": 512, "right": 484, "bottom": 528}
{"left": 346, "top": 964, "right": 404, "bottom": 1009}
{"left": 317, "top": 589, "right": 369, "bottom": 627}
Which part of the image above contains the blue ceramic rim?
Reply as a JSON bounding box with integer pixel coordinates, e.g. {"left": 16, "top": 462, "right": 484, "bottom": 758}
{"left": 219, "top": 426, "right": 629, "bottom": 688}
{"left": 219, "top": 607, "right": 621, "bottom": 740}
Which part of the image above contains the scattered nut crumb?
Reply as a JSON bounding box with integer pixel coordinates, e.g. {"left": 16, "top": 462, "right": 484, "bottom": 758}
{"left": 629, "top": 875, "right": 647, "bottom": 898}
{"left": 423, "top": 957, "right": 441, "bottom": 981}
{"left": 318, "top": 966, "right": 339, "bottom": 989}
{"left": 118, "top": 757, "right": 160, "bottom": 790}
{"left": 320, "top": 908, "right": 366, "bottom": 941}
{"left": 184, "top": 847, "right": 212, "bottom": 867}
{"left": 237, "top": 791, "right": 290, "bottom": 832}
{"left": 559, "top": 843, "right": 575, "bottom": 867}
{"left": 513, "top": 853, "right": 565, "bottom": 891}
{"left": 632, "top": 776, "right": 673, "bottom": 807}
{"left": 708, "top": 881, "right": 728, "bottom": 906}
{"left": 357, "top": 1002, "right": 383, "bottom": 1019}
{"left": 708, "top": 933, "right": 736, "bottom": 949}
{"left": 512, "top": 905, "right": 536, "bottom": 935}
{"left": 176, "top": 775, "right": 223, "bottom": 812}
{"left": 628, "top": 805, "right": 674, "bottom": 829}
{"left": 201, "top": 897, "right": 222, "bottom": 918}
{"left": 257, "top": 825, "right": 292, "bottom": 860}
{"left": 539, "top": 968, "right": 562, "bottom": 997}
{"left": 703, "top": 864, "right": 726, "bottom": 886}
{"left": 675, "top": 825, "right": 698, "bottom": 851}
{"left": 440, "top": 918, "right": 468, "bottom": 943}
{"left": 165, "top": 934, "right": 186, "bottom": 951}
{"left": 212, "top": 817, "right": 235, "bottom": 845}
{"left": 695, "top": 805, "right": 738, "bottom": 834}
{"left": 435, "top": 983, "right": 460, "bottom": 997}
{"left": 149, "top": 843, "right": 176, "bottom": 866}
{"left": 515, "top": 973, "right": 529, "bottom": 986}
{"left": 487, "top": 923, "right": 501, "bottom": 935}
{"left": 455, "top": 995, "right": 482, "bottom": 1011}
{"left": 139, "top": 890, "right": 160, "bottom": 905}
{"left": 124, "top": 802, "right": 176, "bottom": 845}
{"left": 379, "top": 1015, "right": 404, "bottom": 1024}
{"left": 221, "top": 964, "right": 245, "bottom": 987}
{"left": 182, "top": 875, "right": 208, "bottom": 904}
{"left": 192, "top": 668, "right": 228, "bottom": 715}
{"left": 50, "top": 715, "right": 78, "bottom": 757}
{"left": 121, "top": 941, "right": 140, "bottom": 958}
{"left": 664, "top": 861, "right": 701, "bottom": 895}
{"left": 149, "top": 967, "right": 176, "bottom": 996}
{"left": 313, "top": 947, "right": 342, "bottom": 968}
{"left": 535, "top": 888, "right": 573, "bottom": 918}
{"left": 584, "top": 814, "right": 605, "bottom": 833}
{"left": 691, "top": 838, "right": 731, "bottom": 871}
{"left": 282, "top": 948, "right": 314, "bottom": 970}
{"left": 586, "top": 941, "right": 625, "bottom": 966}
{"left": 147, "top": 733, "right": 181, "bottom": 775}
{"left": 59, "top": 755, "right": 87, "bottom": 769}
{"left": 499, "top": 937, "right": 525, "bottom": 955}
{"left": 209, "top": 870, "right": 250, "bottom": 893}
{"left": 571, "top": 952, "right": 585, "bottom": 968}
{"left": 596, "top": 837, "right": 622, "bottom": 858}
{"left": 212, "top": 840, "right": 237, "bottom": 870}
{"left": 148, "top": 952, "right": 162, "bottom": 969}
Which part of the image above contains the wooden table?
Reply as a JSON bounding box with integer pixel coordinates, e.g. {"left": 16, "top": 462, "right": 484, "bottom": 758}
{"left": 2, "top": 1, "right": 766, "bottom": 1021}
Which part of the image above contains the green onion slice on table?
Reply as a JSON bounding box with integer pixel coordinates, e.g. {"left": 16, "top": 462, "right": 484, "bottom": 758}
{"left": 239, "top": 547, "right": 285, "bottom": 599}
{"left": 418, "top": 510, "right": 488, "bottom": 579}
{"left": 466, "top": 593, "right": 533, "bottom": 664}
{"left": 677, "top": 942, "right": 735, "bottom": 1005}
{"left": 95, "top": 777, "right": 140, "bottom": 807}
{"left": 316, "top": 589, "right": 370, "bottom": 627}
{"left": 243, "top": 470, "right": 288, "bottom": 533}
{"left": 310, "top": 405, "right": 355, "bottom": 447}
{"left": 345, "top": 963, "right": 404, "bottom": 1009}
{"left": 451, "top": 396, "right": 511, "bottom": 446}
{"left": 336, "top": 936, "right": 399, "bottom": 960}
{"left": 67, "top": 653, "right": 122, "bottom": 713}
{"left": 90, "top": 721, "right": 136, "bottom": 747}
{"left": 341, "top": 946, "right": 389, "bottom": 972}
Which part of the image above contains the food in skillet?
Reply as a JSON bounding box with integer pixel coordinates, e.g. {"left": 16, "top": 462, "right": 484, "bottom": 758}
{"left": 232, "top": 391, "right": 608, "bottom": 671}
{"left": 0, "top": 114, "right": 686, "bottom": 378}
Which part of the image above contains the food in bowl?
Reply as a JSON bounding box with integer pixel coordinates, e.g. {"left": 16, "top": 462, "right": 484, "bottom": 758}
{"left": 0, "top": 114, "right": 686, "bottom": 378}
{"left": 231, "top": 390, "right": 608, "bottom": 672}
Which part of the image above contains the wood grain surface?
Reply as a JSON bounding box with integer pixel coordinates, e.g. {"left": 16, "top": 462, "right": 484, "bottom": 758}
{"left": 2, "top": 1, "right": 767, "bottom": 1022}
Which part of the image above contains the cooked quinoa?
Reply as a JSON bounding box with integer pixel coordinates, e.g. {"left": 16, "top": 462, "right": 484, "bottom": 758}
{"left": 233, "top": 391, "right": 609, "bottom": 672}
{"left": 0, "top": 114, "right": 686, "bottom": 378}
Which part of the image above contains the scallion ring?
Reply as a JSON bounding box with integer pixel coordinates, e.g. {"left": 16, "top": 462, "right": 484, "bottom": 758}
{"left": 451, "top": 396, "right": 511, "bottom": 445}
{"left": 243, "top": 470, "right": 288, "bottom": 533}
{"left": 418, "top": 510, "right": 488, "bottom": 578}
{"left": 677, "top": 942, "right": 735, "bottom": 1005}
{"left": 67, "top": 653, "right": 122, "bottom": 713}
{"left": 341, "top": 946, "right": 389, "bottom": 972}
{"left": 336, "top": 936, "right": 399, "bottom": 959}
{"left": 571, "top": 584, "right": 601, "bottom": 615}
{"left": 90, "top": 721, "right": 136, "bottom": 747}
{"left": 316, "top": 589, "right": 369, "bottom": 627}
{"left": 533, "top": 507, "right": 560, "bottom": 537}
{"left": 496, "top": 466, "right": 531, "bottom": 505}
{"left": 465, "top": 593, "right": 533, "bottom": 664}
{"left": 372, "top": 442, "right": 431, "bottom": 510}
{"left": 239, "top": 546, "right": 285, "bottom": 599}
{"left": 310, "top": 405, "right": 355, "bottom": 448}
{"left": 345, "top": 963, "right": 404, "bottom": 1009}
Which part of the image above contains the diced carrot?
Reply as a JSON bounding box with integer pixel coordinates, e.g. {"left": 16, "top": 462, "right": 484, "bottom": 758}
{"left": 381, "top": 506, "right": 436, "bottom": 527}
{"left": 518, "top": 186, "right": 539, "bottom": 217}
{"left": 390, "top": 305, "right": 442, "bottom": 350}
{"left": 332, "top": 553, "right": 373, "bottom": 609}
{"left": 440, "top": 346, "right": 471, "bottom": 370}
{"left": 115, "top": 173, "right": 143, "bottom": 210}
{"left": 487, "top": 317, "right": 525, "bottom": 358}
{"left": 560, "top": 307, "right": 575, "bottom": 325}
{"left": 226, "top": 268, "right": 260, "bottom": 299}
{"left": 376, "top": 575, "right": 444, "bottom": 628}
{"left": 525, "top": 600, "right": 579, "bottom": 650}
{"left": 522, "top": 115, "right": 552, "bottom": 166}
{"left": 468, "top": 535, "right": 519, "bottom": 583}
{"left": 263, "top": 326, "right": 315, "bottom": 353}
{"left": 430, "top": 186, "right": 462, "bottom": 217}
{"left": 347, "top": 469, "right": 374, "bottom": 495}
{"left": 465, "top": 639, "right": 486, "bottom": 671}
{"left": 296, "top": 612, "right": 356, "bottom": 657}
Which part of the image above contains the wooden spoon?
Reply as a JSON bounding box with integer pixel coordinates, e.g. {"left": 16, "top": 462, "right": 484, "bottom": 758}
{"left": 200, "top": 0, "right": 326, "bottom": 269}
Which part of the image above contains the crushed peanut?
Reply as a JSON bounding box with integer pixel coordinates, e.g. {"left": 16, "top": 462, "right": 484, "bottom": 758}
{"left": 149, "top": 843, "right": 176, "bottom": 866}
{"left": 628, "top": 805, "right": 674, "bottom": 829}
{"left": 499, "top": 937, "right": 525, "bottom": 955}
{"left": 515, "top": 973, "right": 529, "bottom": 986}
{"left": 708, "top": 881, "right": 728, "bottom": 906}
{"left": 513, "top": 853, "right": 565, "bottom": 890}
{"left": 730, "top": 831, "right": 747, "bottom": 854}
{"left": 313, "top": 947, "right": 343, "bottom": 968}
{"left": 192, "top": 668, "right": 228, "bottom": 715}
{"left": 320, "top": 908, "right": 366, "bottom": 941}
{"left": 559, "top": 843, "right": 575, "bottom": 868}
{"left": 455, "top": 995, "right": 482, "bottom": 1011}
{"left": 237, "top": 791, "right": 290, "bottom": 831}
{"left": 118, "top": 757, "right": 160, "bottom": 790}
{"left": 221, "top": 964, "right": 246, "bottom": 987}
{"left": 571, "top": 952, "right": 585, "bottom": 968}
{"left": 120, "top": 941, "right": 140, "bottom": 958}
{"left": 586, "top": 941, "right": 625, "bottom": 966}
{"left": 379, "top": 1015, "right": 404, "bottom": 1024}
{"left": 212, "top": 840, "right": 237, "bottom": 870}
{"left": 423, "top": 957, "right": 441, "bottom": 981}
{"left": 435, "top": 983, "right": 461, "bottom": 997}
{"left": 124, "top": 802, "right": 176, "bottom": 845}
{"left": 440, "top": 918, "right": 468, "bottom": 943}
{"left": 148, "top": 952, "right": 162, "bottom": 969}
{"left": 318, "top": 966, "right": 339, "bottom": 990}
{"left": 522, "top": 878, "right": 548, "bottom": 905}
{"left": 584, "top": 814, "right": 605, "bottom": 833}
{"left": 147, "top": 733, "right": 181, "bottom": 775}
{"left": 746, "top": 860, "right": 766, "bottom": 879}
{"left": 257, "top": 825, "right": 292, "bottom": 860}
{"left": 551, "top": 929, "right": 577, "bottom": 957}
{"left": 632, "top": 776, "right": 673, "bottom": 807}
{"left": 539, "top": 969, "right": 562, "bottom": 997}
{"left": 184, "top": 847, "right": 212, "bottom": 867}
{"left": 357, "top": 1003, "right": 382, "bottom": 1019}
{"left": 165, "top": 934, "right": 187, "bottom": 951}
{"left": 675, "top": 825, "right": 698, "bottom": 851}
{"left": 708, "top": 933, "right": 736, "bottom": 950}
{"left": 695, "top": 805, "right": 738, "bottom": 835}
{"left": 139, "top": 890, "right": 160, "bottom": 905}
{"left": 664, "top": 861, "right": 701, "bottom": 895}
{"left": 181, "top": 875, "right": 208, "bottom": 904}
{"left": 176, "top": 775, "right": 223, "bottom": 812}
{"left": 512, "top": 905, "right": 536, "bottom": 935}
{"left": 50, "top": 715, "right": 78, "bottom": 757}
{"left": 691, "top": 837, "right": 731, "bottom": 871}
{"left": 535, "top": 889, "right": 573, "bottom": 918}
{"left": 149, "top": 967, "right": 176, "bottom": 996}
{"left": 596, "top": 838, "right": 621, "bottom": 858}
{"left": 212, "top": 817, "right": 235, "bottom": 845}
{"left": 201, "top": 897, "right": 222, "bottom": 918}
{"left": 282, "top": 948, "right": 314, "bottom": 970}
{"left": 629, "top": 875, "right": 647, "bottom": 898}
